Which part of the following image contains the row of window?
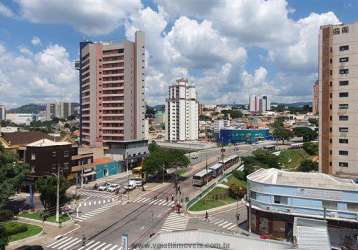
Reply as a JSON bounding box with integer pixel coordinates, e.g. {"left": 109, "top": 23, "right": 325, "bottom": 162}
{"left": 333, "top": 26, "right": 349, "bottom": 35}
{"left": 31, "top": 151, "right": 70, "bottom": 160}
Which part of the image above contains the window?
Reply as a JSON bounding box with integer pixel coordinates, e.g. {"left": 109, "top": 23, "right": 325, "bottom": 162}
{"left": 333, "top": 28, "right": 340, "bottom": 34}
{"left": 250, "top": 191, "right": 256, "bottom": 199}
{"left": 339, "top": 127, "right": 348, "bottom": 132}
{"left": 52, "top": 151, "right": 56, "bottom": 157}
{"left": 339, "top": 139, "right": 349, "bottom": 144}
{"left": 348, "top": 203, "right": 358, "bottom": 212}
{"left": 342, "top": 26, "right": 349, "bottom": 33}
{"left": 339, "top": 162, "right": 348, "bottom": 167}
{"left": 339, "top": 92, "right": 349, "bottom": 97}
{"left": 63, "top": 162, "right": 69, "bottom": 171}
{"left": 274, "top": 195, "right": 288, "bottom": 205}
{"left": 339, "top": 57, "right": 349, "bottom": 62}
{"left": 339, "top": 104, "right": 349, "bottom": 109}
{"left": 339, "top": 150, "right": 349, "bottom": 156}
{"left": 322, "top": 200, "right": 337, "bottom": 210}
{"left": 339, "top": 45, "right": 349, "bottom": 51}
{"left": 339, "top": 69, "right": 349, "bottom": 74}
{"left": 31, "top": 153, "right": 36, "bottom": 160}
{"left": 339, "top": 115, "right": 349, "bottom": 121}
{"left": 64, "top": 151, "right": 69, "bottom": 157}
{"left": 339, "top": 80, "right": 349, "bottom": 86}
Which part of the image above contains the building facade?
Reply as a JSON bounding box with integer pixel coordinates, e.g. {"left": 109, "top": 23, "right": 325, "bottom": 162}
{"left": 312, "top": 80, "right": 319, "bottom": 114}
{"left": 0, "top": 105, "right": 6, "bottom": 121}
{"left": 247, "top": 168, "right": 358, "bottom": 241}
{"left": 249, "top": 95, "right": 270, "bottom": 113}
{"left": 78, "top": 31, "right": 145, "bottom": 147}
{"left": 165, "top": 78, "right": 199, "bottom": 141}
{"left": 218, "top": 128, "right": 272, "bottom": 145}
{"left": 5, "top": 113, "right": 34, "bottom": 125}
{"left": 319, "top": 23, "right": 358, "bottom": 177}
{"left": 46, "top": 102, "right": 76, "bottom": 120}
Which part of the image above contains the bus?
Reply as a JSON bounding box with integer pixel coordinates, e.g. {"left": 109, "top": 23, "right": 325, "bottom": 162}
{"left": 209, "top": 163, "right": 224, "bottom": 177}
{"left": 219, "top": 154, "right": 240, "bottom": 170}
{"left": 192, "top": 169, "right": 213, "bottom": 186}
{"left": 130, "top": 166, "right": 145, "bottom": 183}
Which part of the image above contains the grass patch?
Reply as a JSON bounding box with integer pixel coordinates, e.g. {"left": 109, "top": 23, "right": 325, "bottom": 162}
{"left": 189, "top": 187, "right": 236, "bottom": 211}
{"left": 19, "top": 211, "right": 70, "bottom": 223}
{"left": 0, "top": 221, "right": 42, "bottom": 242}
{"left": 278, "top": 149, "right": 310, "bottom": 170}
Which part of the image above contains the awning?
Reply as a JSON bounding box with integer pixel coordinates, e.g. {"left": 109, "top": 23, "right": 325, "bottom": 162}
{"left": 82, "top": 171, "right": 96, "bottom": 177}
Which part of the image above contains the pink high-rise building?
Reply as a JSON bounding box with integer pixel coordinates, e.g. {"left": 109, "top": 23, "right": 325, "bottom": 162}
{"left": 79, "top": 31, "right": 145, "bottom": 146}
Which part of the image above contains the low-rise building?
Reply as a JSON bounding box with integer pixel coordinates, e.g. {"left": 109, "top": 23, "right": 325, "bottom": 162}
{"left": 247, "top": 168, "right": 358, "bottom": 241}
{"left": 6, "top": 113, "right": 35, "bottom": 125}
{"left": 94, "top": 157, "right": 122, "bottom": 179}
{"left": 218, "top": 128, "right": 272, "bottom": 145}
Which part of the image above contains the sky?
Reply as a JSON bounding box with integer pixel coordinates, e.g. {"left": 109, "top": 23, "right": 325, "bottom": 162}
{"left": 0, "top": 0, "right": 357, "bottom": 108}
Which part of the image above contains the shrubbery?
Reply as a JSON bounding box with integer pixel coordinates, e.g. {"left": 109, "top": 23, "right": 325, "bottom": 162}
{"left": 303, "top": 142, "right": 318, "bottom": 155}
{"left": 0, "top": 210, "right": 14, "bottom": 222}
{"left": 3, "top": 222, "right": 27, "bottom": 236}
{"left": 298, "top": 159, "right": 318, "bottom": 172}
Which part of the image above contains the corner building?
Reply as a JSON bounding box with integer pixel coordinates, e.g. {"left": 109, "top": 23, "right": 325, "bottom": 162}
{"left": 319, "top": 23, "right": 358, "bottom": 177}
{"left": 79, "top": 31, "right": 145, "bottom": 147}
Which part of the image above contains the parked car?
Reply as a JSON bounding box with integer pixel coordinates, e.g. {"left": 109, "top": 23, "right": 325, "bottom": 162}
{"left": 191, "top": 154, "right": 199, "bottom": 160}
{"left": 129, "top": 179, "right": 143, "bottom": 187}
{"left": 98, "top": 183, "right": 111, "bottom": 191}
{"left": 107, "top": 183, "right": 120, "bottom": 192}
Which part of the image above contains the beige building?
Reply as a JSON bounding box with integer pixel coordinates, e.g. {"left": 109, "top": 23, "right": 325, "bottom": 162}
{"left": 312, "top": 80, "right": 319, "bottom": 114}
{"left": 319, "top": 22, "right": 358, "bottom": 177}
{"left": 78, "top": 31, "right": 145, "bottom": 147}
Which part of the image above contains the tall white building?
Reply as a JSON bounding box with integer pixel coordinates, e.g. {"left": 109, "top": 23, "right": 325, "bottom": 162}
{"left": 0, "top": 105, "right": 6, "bottom": 121}
{"left": 249, "top": 95, "right": 270, "bottom": 113}
{"left": 214, "top": 119, "right": 230, "bottom": 134}
{"left": 165, "top": 78, "right": 199, "bottom": 141}
{"left": 46, "top": 102, "right": 76, "bottom": 120}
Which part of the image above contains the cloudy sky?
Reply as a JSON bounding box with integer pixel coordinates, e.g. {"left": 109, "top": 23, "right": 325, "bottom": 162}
{"left": 0, "top": 0, "right": 356, "bottom": 107}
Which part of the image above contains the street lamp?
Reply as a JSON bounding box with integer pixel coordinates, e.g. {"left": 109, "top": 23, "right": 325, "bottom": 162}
{"left": 51, "top": 164, "right": 60, "bottom": 224}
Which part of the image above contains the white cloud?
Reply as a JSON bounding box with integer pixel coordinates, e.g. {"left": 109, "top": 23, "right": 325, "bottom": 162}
{"left": 0, "top": 2, "right": 14, "bottom": 17}
{"left": 31, "top": 36, "right": 41, "bottom": 46}
{"left": 17, "top": 0, "right": 142, "bottom": 35}
{"left": 0, "top": 42, "right": 77, "bottom": 107}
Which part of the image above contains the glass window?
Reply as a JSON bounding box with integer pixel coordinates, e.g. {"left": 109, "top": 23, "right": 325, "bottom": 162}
{"left": 339, "top": 150, "right": 348, "bottom": 156}
{"left": 52, "top": 151, "right": 56, "bottom": 157}
{"left": 339, "top": 115, "right": 349, "bottom": 121}
{"left": 339, "top": 139, "right": 348, "bottom": 144}
{"left": 31, "top": 153, "right": 36, "bottom": 160}
{"left": 348, "top": 203, "right": 358, "bottom": 212}
{"left": 339, "top": 57, "right": 349, "bottom": 63}
{"left": 339, "top": 127, "right": 348, "bottom": 132}
{"left": 274, "top": 195, "right": 288, "bottom": 204}
{"left": 339, "top": 45, "right": 349, "bottom": 51}
{"left": 322, "top": 200, "right": 337, "bottom": 210}
{"left": 339, "top": 162, "right": 348, "bottom": 167}
{"left": 250, "top": 191, "right": 256, "bottom": 200}
{"left": 339, "top": 104, "right": 349, "bottom": 109}
{"left": 339, "top": 92, "right": 349, "bottom": 97}
{"left": 333, "top": 28, "right": 340, "bottom": 34}
{"left": 64, "top": 151, "right": 69, "bottom": 157}
{"left": 339, "top": 69, "right": 349, "bottom": 74}
{"left": 339, "top": 80, "right": 349, "bottom": 86}
{"left": 342, "top": 26, "right": 349, "bottom": 33}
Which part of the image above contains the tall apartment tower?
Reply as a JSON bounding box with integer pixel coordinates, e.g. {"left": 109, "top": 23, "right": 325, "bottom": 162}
{"left": 0, "top": 105, "right": 6, "bottom": 121}
{"left": 79, "top": 31, "right": 145, "bottom": 146}
{"left": 165, "top": 78, "right": 198, "bottom": 141}
{"left": 46, "top": 102, "right": 75, "bottom": 120}
{"left": 319, "top": 23, "right": 358, "bottom": 177}
{"left": 312, "top": 80, "right": 319, "bottom": 114}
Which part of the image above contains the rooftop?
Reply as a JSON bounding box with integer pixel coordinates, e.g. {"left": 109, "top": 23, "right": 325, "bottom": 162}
{"left": 248, "top": 168, "right": 358, "bottom": 192}
{"left": 27, "top": 139, "right": 71, "bottom": 147}
{"left": 1, "top": 131, "right": 55, "bottom": 146}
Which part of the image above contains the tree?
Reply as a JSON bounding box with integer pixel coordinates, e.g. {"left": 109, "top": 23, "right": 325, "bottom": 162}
{"left": 253, "top": 149, "right": 280, "bottom": 169}
{"left": 303, "top": 142, "right": 319, "bottom": 156}
{"left": 293, "top": 127, "right": 318, "bottom": 142}
{"left": 271, "top": 117, "right": 285, "bottom": 129}
{"left": 228, "top": 181, "right": 246, "bottom": 199}
{"left": 36, "top": 176, "right": 70, "bottom": 212}
{"left": 308, "top": 118, "right": 318, "bottom": 127}
{"left": 272, "top": 127, "right": 293, "bottom": 144}
{"left": 0, "top": 145, "right": 28, "bottom": 208}
{"left": 298, "top": 159, "right": 318, "bottom": 172}
{"left": 0, "top": 224, "right": 8, "bottom": 250}
{"left": 222, "top": 109, "right": 243, "bottom": 119}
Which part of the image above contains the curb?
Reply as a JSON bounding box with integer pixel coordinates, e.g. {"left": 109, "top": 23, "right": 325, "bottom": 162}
{"left": 8, "top": 225, "right": 43, "bottom": 246}
{"left": 16, "top": 216, "right": 74, "bottom": 227}
{"left": 187, "top": 202, "right": 239, "bottom": 216}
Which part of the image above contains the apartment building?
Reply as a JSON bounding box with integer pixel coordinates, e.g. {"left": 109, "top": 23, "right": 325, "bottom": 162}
{"left": 319, "top": 23, "right": 358, "bottom": 177}
{"left": 78, "top": 31, "right": 145, "bottom": 147}
{"left": 249, "top": 95, "right": 270, "bottom": 113}
{"left": 46, "top": 102, "right": 76, "bottom": 120}
{"left": 0, "top": 105, "right": 5, "bottom": 120}
{"left": 165, "top": 78, "right": 199, "bottom": 141}
{"left": 312, "top": 80, "right": 319, "bottom": 114}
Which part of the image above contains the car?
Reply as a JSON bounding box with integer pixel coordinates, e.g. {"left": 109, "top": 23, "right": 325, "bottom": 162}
{"left": 98, "top": 183, "right": 111, "bottom": 191}
{"left": 191, "top": 154, "right": 199, "bottom": 160}
{"left": 107, "top": 183, "right": 120, "bottom": 192}
{"left": 129, "top": 179, "right": 143, "bottom": 187}
{"left": 124, "top": 184, "right": 136, "bottom": 191}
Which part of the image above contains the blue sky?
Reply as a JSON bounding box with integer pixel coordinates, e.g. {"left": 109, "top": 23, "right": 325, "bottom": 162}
{"left": 0, "top": 0, "right": 356, "bottom": 107}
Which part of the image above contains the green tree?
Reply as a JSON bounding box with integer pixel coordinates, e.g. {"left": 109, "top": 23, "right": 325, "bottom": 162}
{"left": 222, "top": 109, "right": 243, "bottom": 119}
{"left": 271, "top": 117, "right": 285, "bottom": 129}
{"left": 273, "top": 127, "right": 293, "bottom": 144}
{"left": 253, "top": 149, "right": 280, "bottom": 169}
{"left": 298, "top": 159, "right": 318, "bottom": 172}
{"left": 293, "top": 127, "right": 318, "bottom": 142}
{"left": 303, "top": 142, "right": 319, "bottom": 155}
{"left": 308, "top": 118, "right": 318, "bottom": 127}
{"left": 0, "top": 224, "right": 8, "bottom": 250}
{"left": 228, "top": 181, "right": 246, "bottom": 199}
{"left": 36, "top": 176, "right": 70, "bottom": 212}
{"left": 0, "top": 145, "right": 28, "bottom": 208}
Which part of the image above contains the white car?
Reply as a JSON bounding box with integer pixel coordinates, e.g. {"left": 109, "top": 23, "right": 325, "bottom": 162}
{"left": 98, "top": 183, "right": 111, "bottom": 191}
{"left": 129, "top": 179, "right": 143, "bottom": 187}
{"left": 191, "top": 154, "right": 199, "bottom": 160}
{"left": 107, "top": 183, "right": 120, "bottom": 192}
{"left": 124, "top": 183, "right": 136, "bottom": 191}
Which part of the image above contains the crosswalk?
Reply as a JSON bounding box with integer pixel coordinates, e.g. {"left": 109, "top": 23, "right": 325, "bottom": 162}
{"left": 79, "top": 190, "right": 119, "bottom": 200}
{"left": 46, "top": 236, "right": 121, "bottom": 250}
{"left": 132, "top": 197, "right": 175, "bottom": 208}
{"left": 160, "top": 212, "right": 189, "bottom": 232}
{"left": 78, "top": 198, "right": 117, "bottom": 207}
{"left": 204, "top": 217, "right": 238, "bottom": 231}
{"left": 75, "top": 200, "right": 126, "bottom": 222}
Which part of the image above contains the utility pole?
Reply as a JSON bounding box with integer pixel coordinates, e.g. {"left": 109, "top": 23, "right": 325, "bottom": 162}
{"left": 56, "top": 164, "right": 60, "bottom": 224}
{"left": 126, "top": 153, "right": 130, "bottom": 201}
{"left": 162, "top": 163, "right": 165, "bottom": 184}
